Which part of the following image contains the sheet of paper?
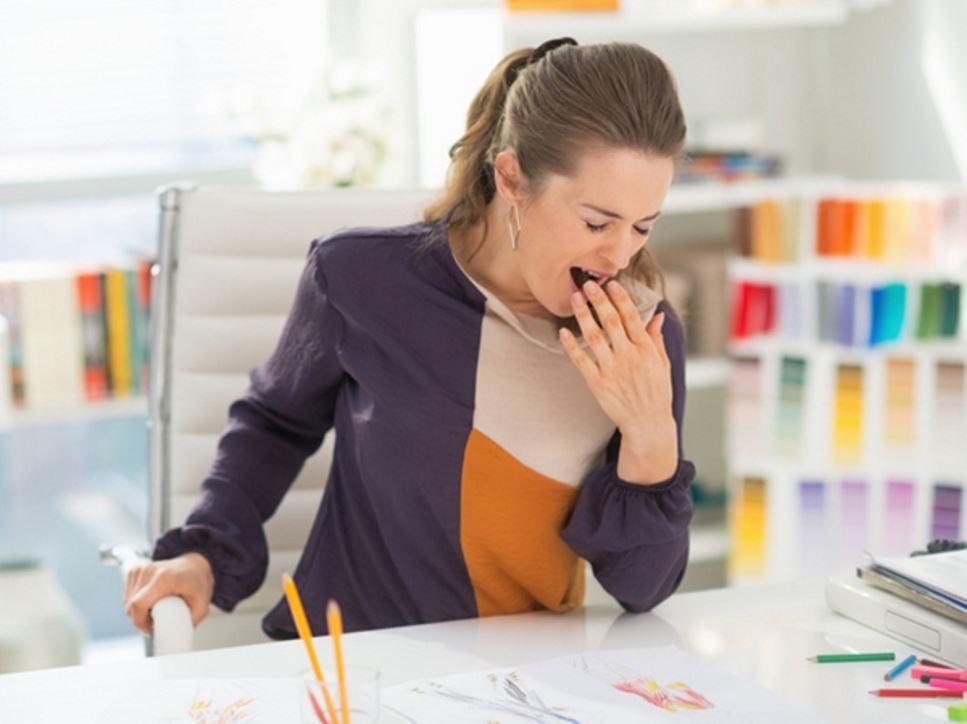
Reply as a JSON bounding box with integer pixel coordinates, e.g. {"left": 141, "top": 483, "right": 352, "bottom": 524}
{"left": 382, "top": 645, "right": 824, "bottom": 723}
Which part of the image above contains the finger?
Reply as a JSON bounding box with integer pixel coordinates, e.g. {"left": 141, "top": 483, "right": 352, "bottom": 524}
{"left": 570, "top": 290, "right": 613, "bottom": 368}
{"left": 123, "top": 567, "right": 138, "bottom": 604}
{"left": 126, "top": 567, "right": 174, "bottom": 636}
{"left": 647, "top": 312, "right": 671, "bottom": 365}
{"left": 582, "top": 280, "right": 630, "bottom": 351}
{"left": 125, "top": 588, "right": 155, "bottom": 636}
{"left": 604, "top": 281, "right": 651, "bottom": 347}
{"left": 559, "top": 327, "right": 600, "bottom": 386}
{"left": 124, "top": 564, "right": 149, "bottom": 606}
{"left": 183, "top": 594, "right": 211, "bottom": 628}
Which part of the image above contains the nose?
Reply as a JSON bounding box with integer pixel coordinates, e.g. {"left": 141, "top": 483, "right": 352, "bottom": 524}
{"left": 598, "top": 228, "right": 640, "bottom": 272}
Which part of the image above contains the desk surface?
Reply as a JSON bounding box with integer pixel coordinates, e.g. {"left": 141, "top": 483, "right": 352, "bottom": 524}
{"left": 0, "top": 579, "right": 958, "bottom": 723}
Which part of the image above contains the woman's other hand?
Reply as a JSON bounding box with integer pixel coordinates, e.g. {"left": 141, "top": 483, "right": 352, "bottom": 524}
{"left": 123, "top": 552, "right": 215, "bottom": 636}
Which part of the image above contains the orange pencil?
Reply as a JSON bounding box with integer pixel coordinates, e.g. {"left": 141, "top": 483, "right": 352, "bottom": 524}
{"left": 282, "top": 573, "right": 340, "bottom": 724}
{"left": 328, "top": 600, "right": 351, "bottom": 724}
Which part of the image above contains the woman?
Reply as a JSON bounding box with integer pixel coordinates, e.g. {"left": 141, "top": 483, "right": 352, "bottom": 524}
{"left": 125, "top": 38, "right": 695, "bottom": 638}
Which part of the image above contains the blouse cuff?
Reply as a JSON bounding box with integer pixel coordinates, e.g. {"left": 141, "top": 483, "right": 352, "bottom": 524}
{"left": 561, "top": 458, "right": 695, "bottom": 556}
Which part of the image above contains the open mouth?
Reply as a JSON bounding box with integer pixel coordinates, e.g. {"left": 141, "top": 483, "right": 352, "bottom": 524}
{"left": 570, "top": 266, "right": 612, "bottom": 290}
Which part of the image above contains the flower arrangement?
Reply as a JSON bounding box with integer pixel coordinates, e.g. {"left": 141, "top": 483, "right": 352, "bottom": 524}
{"left": 223, "top": 59, "right": 399, "bottom": 190}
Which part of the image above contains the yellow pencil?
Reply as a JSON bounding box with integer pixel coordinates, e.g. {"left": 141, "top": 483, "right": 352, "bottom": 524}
{"left": 282, "top": 573, "right": 340, "bottom": 724}
{"left": 327, "top": 599, "right": 351, "bottom": 724}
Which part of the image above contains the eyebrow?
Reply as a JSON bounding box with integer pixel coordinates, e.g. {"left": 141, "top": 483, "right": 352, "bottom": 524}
{"left": 580, "top": 203, "right": 662, "bottom": 223}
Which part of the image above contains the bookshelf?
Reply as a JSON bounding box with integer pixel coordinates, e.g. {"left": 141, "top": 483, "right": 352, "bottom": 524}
{"left": 0, "top": 396, "right": 147, "bottom": 431}
{"left": 0, "top": 260, "right": 153, "bottom": 423}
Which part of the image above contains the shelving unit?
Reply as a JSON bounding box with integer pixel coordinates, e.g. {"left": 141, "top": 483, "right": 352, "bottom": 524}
{"left": 727, "top": 182, "right": 967, "bottom": 584}
{"left": 501, "top": 0, "right": 854, "bottom": 46}
{"left": 0, "top": 397, "right": 147, "bottom": 430}
{"left": 684, "top": 356, "right": 730, "bottom": 389}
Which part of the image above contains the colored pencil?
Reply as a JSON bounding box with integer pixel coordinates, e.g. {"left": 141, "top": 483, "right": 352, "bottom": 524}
{"left": 308, "top": 690, "right": 331, "bottom": 724}
{"left": 911, "top": 665, "right": 967, "bottom": 681}
{"left": 328, "top": 599, "right": 351, "bottom": 724}
{"left": 808, "top": 652, "right": 895, "bottom": 663}
{"left": 920, "top": 658, "right": 957, "bottom": 669}
{"left": 884, "top": 654, "right": 917, "bottom": 681}
{"left": 921, "top": 675, "right": 966, "bottom": 685}
{"left": 282, "top": 573, "right": 340, "bottom": 724}
{"left": 869, "top": 688, "right": 963, "bottom": 698}
{"left": 928, "top": 677, "right": 967, "bottom": 693}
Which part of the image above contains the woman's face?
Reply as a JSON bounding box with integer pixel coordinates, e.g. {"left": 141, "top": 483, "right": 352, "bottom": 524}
{"left": 512, "top": 147, "right": 675, "bottom": 319}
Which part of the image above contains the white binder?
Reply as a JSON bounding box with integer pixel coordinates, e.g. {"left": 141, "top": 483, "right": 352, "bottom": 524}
{"left": 826, "top": 574, "right": 967, "bottom": 668}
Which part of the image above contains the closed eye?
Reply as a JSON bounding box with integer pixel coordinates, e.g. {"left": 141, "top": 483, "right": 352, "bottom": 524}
{"left": 586, "top": 220, "right": 651, "bottom": 237}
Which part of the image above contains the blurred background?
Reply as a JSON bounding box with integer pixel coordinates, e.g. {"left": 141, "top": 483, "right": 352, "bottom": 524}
{"left": 1, "top": 0, "right": 965, "bottom": 672}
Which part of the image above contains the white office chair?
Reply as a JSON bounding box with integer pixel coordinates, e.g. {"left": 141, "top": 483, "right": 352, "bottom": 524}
{"left": 109, "top": 185, "right": 435, "bottom": 654}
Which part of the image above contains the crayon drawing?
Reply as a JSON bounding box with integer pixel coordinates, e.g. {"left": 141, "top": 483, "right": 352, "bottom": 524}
{"left": 184, "top": 694, "right": 256, "bottom": 723}
{"left": 95, "top": 678, "right": 301, "bottom": 723}
{"left": 572, "top": 653, "right": 714, "bottom": 713}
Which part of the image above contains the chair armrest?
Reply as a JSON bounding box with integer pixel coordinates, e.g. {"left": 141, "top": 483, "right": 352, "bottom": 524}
{"left": 99, "top": 544, "right": 194, "bottom": 655}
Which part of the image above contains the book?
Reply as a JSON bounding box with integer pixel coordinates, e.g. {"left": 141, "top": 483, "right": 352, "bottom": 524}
{"left": 76, "top": 271, "right": 109, "bottom": 401}
{"left": 125, "top": 268, "right": 143, "bottom": 396}
{"left": 18, "top": 274, "right": 85, "bottom": 408}
{"left": 137, "top": 261, "right": 152, "bottom": 392}
{"left": 104, "top": 268, "right": 133, "bottom": 396}
{"left": 0, "top": 281, "right": 24, "bottom": 406}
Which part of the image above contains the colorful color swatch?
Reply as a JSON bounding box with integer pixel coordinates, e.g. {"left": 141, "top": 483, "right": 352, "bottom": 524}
{"left": 817, "top": 281, "right": 835, "bottom": 343}
{"left": 933, "top": 362, "right": 966, "bottom": 467}
{"left": 831, "top": 364, "right": 864, "bottom": 465}
{"left": 884, "top": 358, "right": 916, "bottom": 455}
{"left": 917, "top": 283, "right": 961, "bottom": 340}
{"left": 778, "top": 282, "right": 802, "bottom": 339}
{"left": 884, "top": 480, "right": 915, "bottom": 555}
{"left": 840, "top": 479, "right": 869, "bottom": 562}
{"left": 869, "top": 284, "right": 906, "bottom": 345}
{"left": 799, "top": 480, "right": 827, "bottom": 573}
{"left": 730, "top": 476, "right": 767, "bottom": 579}
{"left": 931, "top": 484, "right": 963, "bottom": 541}
{"left": 775, "top": 356, "right": 806, "bottom": 457}
{"left": 729, "top": 357, "right": 765, "bottom": 457}
{"left": 730, "top": 282, "right": 776, "bottom": 340}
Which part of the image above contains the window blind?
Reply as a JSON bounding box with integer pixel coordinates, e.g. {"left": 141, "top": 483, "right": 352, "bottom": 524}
{"left": 0, "top": 0, "right": 328, "bottom": 160}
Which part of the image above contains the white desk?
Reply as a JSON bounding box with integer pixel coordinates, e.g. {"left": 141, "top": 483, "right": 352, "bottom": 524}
{"left": 0, "top": 579, "right": 959, "bottom": 723}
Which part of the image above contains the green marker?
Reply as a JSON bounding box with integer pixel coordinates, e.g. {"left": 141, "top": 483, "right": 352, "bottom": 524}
{"left": 807, "top": 652, "right": 895, "bottom": 663}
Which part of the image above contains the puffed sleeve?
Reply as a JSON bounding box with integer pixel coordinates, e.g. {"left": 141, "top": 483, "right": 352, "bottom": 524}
{"left": 560, "top": 300, "right": 695, "bottom": 612}
{"left": 153, "top": 238, "right": 347, "bottom": 611}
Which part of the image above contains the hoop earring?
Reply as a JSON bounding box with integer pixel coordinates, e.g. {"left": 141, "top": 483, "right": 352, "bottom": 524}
{"left": 508, "top": 205, "right": 522, "bottom": 251}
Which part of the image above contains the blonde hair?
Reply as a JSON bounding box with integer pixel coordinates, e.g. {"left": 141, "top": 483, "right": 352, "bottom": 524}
{"left": 424, "top": 41, "right": 686, "bottom": 296}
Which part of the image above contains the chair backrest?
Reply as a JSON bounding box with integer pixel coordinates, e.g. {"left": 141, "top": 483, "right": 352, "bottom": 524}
{"left": 150, "top": 185, "right": 436, "bottom": 651}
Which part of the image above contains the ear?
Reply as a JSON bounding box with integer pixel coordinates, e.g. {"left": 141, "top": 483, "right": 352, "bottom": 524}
{"left": 493, "top": 151, "right": 526, "bottom": 206}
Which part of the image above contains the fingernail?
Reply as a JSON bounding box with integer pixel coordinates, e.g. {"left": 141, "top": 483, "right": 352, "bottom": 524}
{"left": 583, "top": 280, "right": 599, "bottom": 295}
{"left": 571, "top": 291, "right": 583, "bottom": 305}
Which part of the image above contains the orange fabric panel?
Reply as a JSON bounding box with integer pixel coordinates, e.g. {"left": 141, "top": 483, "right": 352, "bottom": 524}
{"left": 460, "top": 428, "right": 586, "bottom": 617}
